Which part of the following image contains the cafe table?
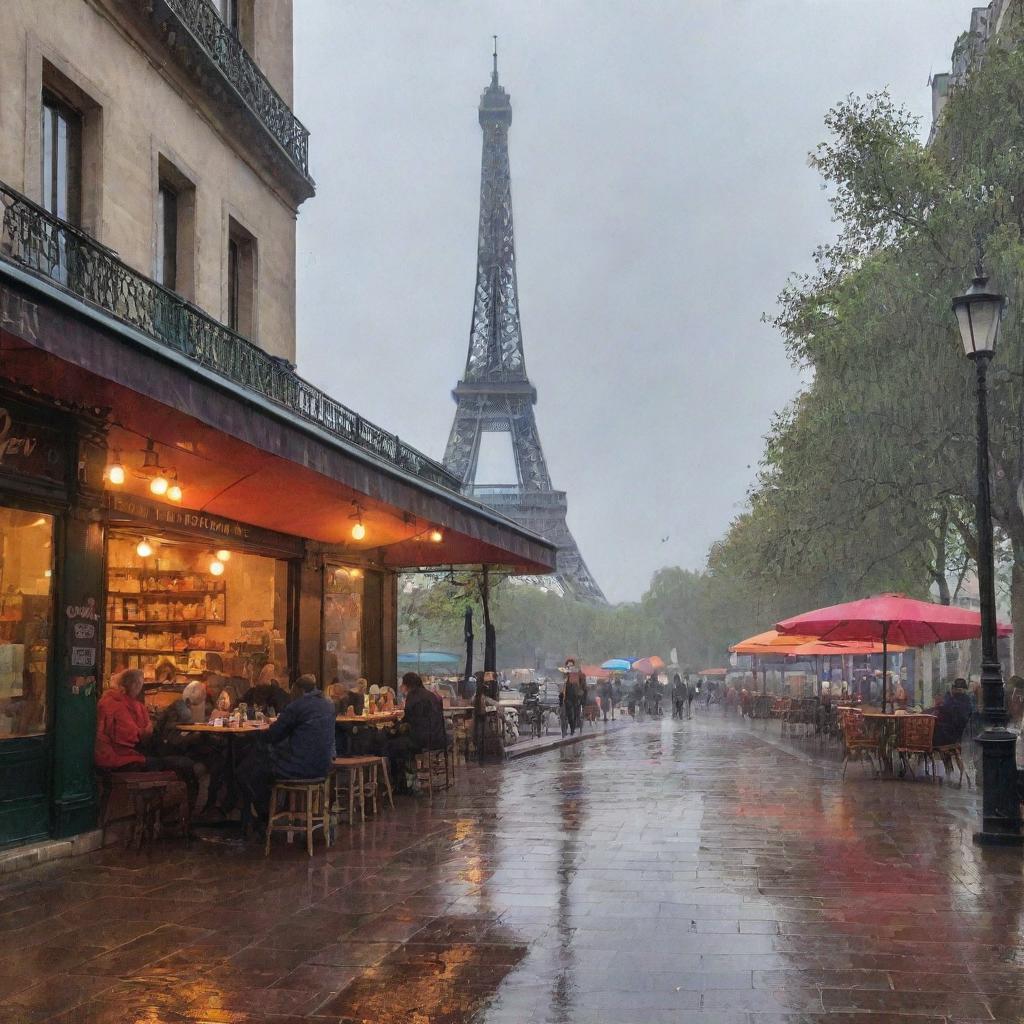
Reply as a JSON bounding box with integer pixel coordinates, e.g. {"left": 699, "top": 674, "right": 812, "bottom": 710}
{"left": 861, "top": 712, "right": 898, "bottom": 775}
{"left": 335, "top": 710, "right": 402, "bottom": 755}
{"left": 177, "top": 721, "right": 269, "bottom": 807}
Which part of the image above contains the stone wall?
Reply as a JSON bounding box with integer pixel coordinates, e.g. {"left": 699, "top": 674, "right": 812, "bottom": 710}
{"left": 0, "top": 0, "right": 303, "bottom": 361}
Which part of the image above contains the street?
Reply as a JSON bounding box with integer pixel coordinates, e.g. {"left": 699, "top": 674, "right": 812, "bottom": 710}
{"left": 0, "top": 712, "right": 1017, "bottom": 1023}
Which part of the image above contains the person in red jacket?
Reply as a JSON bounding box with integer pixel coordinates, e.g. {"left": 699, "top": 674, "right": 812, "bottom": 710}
{"left": 95, "top": 669, "right": 197, "bottom": 808}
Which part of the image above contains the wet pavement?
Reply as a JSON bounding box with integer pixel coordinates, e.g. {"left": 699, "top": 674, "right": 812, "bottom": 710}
{"left": 1, "top": 711, "right": 1022, "bottom": 1023}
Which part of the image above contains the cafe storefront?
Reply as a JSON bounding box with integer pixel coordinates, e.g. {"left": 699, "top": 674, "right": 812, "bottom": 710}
{"left": 0, "top": 224, "right": 554, "bottom": 852}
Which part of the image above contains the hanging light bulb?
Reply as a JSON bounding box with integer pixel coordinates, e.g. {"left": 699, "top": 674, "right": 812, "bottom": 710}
{"left": 351, "top": 521, "right": 366, "bottom": 541}
{"left": 150, "top": 475, "right": 169, "bottom": 496}
{"left": 209, "top": 558, "right": 225, "bottom": 576}
{"left": 167, "top": 481, "right": 183, "bottom": 503}
{"left": 215, "top": 549, "right": 231, "bottom": 562}
{"left": 106, "top": 450, "right": 125, "bottom": 486}
{"left": 429, "top": 528, "right": 444, "bottom": 543}
{"left": 136, "top": 538, "right": 154, "bottom": 558}
{"left": 350, "top": 568, "right": 362, "bottom": 579}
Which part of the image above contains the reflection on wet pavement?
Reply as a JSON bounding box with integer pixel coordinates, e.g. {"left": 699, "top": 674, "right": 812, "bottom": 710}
{"left": 0, "top": 712, "right": 1020, "bottom": 1022}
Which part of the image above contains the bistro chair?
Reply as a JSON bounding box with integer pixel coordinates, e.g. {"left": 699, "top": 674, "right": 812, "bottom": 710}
{"left": 265, "top": 777, "right": 330, "bottom": 856}
{"left": 840, "top": 710, "right": 879, "bottom": 779}
{"left": 894, "top": 713, "right": 936, "bottom": 780}
{"left": 933, "top": 741, "right": 971, "bottom": 788}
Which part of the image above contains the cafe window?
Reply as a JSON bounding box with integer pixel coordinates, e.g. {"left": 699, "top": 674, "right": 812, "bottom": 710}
{"left": 105, "top": 532, "right": 290, "bottom": 689}
{"left": 323, "top": 566, "right": 363, "bottom": 686}
{"left": 0, "top": 510, "right": 54, "bottom": 738}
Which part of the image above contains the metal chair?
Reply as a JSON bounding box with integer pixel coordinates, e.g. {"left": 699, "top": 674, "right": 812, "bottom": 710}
{"left": 894, "top": 713, "right": 936, "bottom": 779}
{"left": 840, "top": 710, "right": 879, "bottom": 779}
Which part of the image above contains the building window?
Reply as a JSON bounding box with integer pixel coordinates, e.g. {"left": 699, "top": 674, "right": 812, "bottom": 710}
{"left": 40, "top": 91, "right": 82, "bottom": 224}
{"left": 0, "top": 509, "right": 54, "bottom": 738}
{"left": 156, "top": 156, "right": 196, "bottom": 300}
{"left": 209, "top": 0, "right": 238, "bottom": 34}
{"left": 227, "top": 218, "right": 256, "bottom": 337}
{"left": 155, "top": 184, "right": 178, "bottom": 290}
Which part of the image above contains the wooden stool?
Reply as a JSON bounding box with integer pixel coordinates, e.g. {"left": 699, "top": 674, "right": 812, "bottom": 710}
{"left": 331, "top": 757, "right": 380, "bottom": 826}
{"left": 98, "top": 770, "right": 187, "bottom": 849}
{"left": 413, "top": 748, "right": 451, "bottom": 802}
{"left": 265, "top": 778, "right": 330, "bottom": 856}
{"left": 373, "top": 756, "right": 395, "bottom": 809}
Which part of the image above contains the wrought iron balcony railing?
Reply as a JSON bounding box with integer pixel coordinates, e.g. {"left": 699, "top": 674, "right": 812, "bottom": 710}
{"left": 0, "top": 182, "right": 459, "bottom": 491}
{"left": 161, "top": 0, "right": 310, "bottom": 178}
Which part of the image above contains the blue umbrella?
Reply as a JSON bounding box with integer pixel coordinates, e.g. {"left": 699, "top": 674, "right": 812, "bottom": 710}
{"left": 601, "top": 658, "right": 632, "bottom": 672}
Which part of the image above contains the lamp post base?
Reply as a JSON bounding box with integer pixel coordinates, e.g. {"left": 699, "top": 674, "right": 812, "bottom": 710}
{"left": 972, "top": 727, "right": 1024, "bottom": 847}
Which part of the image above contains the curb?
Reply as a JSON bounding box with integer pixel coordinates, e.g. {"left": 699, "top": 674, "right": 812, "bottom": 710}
{"left": 505, "top": 722, "right": 629, "bottom": 760}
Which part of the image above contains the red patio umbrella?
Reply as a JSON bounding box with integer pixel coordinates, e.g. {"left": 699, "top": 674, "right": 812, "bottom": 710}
{"left": 777, "top": 594, "right": 1012, "bottom": 711}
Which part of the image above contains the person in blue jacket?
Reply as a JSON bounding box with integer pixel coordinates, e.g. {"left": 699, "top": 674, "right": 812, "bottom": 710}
{"left": 238, "top": 674, "right": 336, "bottom": 822}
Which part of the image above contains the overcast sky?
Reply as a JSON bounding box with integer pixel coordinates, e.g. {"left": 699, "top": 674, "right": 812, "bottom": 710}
{"left": 294, "top": 1, "right": 972, "bottom": 604}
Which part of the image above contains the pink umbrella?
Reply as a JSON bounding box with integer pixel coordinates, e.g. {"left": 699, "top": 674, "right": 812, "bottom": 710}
{"left": 777, "top": 593, "right": 1012, "bottom": 710}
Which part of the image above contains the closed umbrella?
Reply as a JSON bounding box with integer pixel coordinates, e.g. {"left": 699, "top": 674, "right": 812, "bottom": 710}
{"left": 777, "top": 594, "right": 1012, "bottom": 711}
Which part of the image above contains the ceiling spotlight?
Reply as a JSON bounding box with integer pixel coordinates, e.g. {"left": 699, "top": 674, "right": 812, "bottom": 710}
{"left": 429, "top": 528, "right": 444, "bottom": 543}
{"left": 209, "top": 558, "right": 225, "bottom": 576}
{"left": 351, "top": 521, "right": 366, "bottom": 541}
{"left": 215, "top": 550, "right": 231, "bottom": 562}
{"left": 136, "top": 538, "right": 154, "bottom": 558}
{"left": 167, "top": 482, "right": 183, "bottom": 503}
{"left": 150, "top": 475, "right": 169, "bottom": 496}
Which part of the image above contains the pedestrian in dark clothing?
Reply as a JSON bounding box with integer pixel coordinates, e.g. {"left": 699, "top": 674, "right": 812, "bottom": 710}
{"left": 685, "top": 676, "right": 695, "bottom": 719}
{"left": 933, "top": 678, "right": 973, "bottom": 747}
{"left": 561, "top": 658, "right": 586, "bottom": 735}
{"left": 598, "top": 679, "right": 613, "bottom": 721}
{"left": 237, "top": 675, "right": 336, "bottom": 820}
{"left": 671, "top": 674, "right": 687, "bottom": 719}
{"left": 384, "top": 673, "right": 447, "bottom": 786}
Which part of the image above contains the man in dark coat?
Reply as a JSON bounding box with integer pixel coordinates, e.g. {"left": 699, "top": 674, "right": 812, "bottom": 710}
{"left": 238, "top": 675, "right": 336, "bottom": 819}
{"left": 385, "top": 673, "right": 447, "bottom": 786}
{"left": 933, "top": 677, "right": 973, "bottom": 747}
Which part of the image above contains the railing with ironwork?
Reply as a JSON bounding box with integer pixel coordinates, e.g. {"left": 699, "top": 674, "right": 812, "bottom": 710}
{"left": 469, "top": 485, "right": 566, "bottom": 508}
{"left": 0, "top": 182, "right": 459, "bottom": 490}
{"left": 163, "top": 0, "right": 310, "bottom": 177}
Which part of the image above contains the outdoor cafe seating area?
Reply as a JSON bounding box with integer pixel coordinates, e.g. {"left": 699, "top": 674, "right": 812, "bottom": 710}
{"left": 731, "top": 593, "right": 1001, "bottom": 789}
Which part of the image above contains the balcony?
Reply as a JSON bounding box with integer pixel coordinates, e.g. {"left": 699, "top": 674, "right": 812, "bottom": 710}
{"left": 0, "top": 181, "right": 459, "bottom": 491}
{"left": 126, "top": 0, "right": 314, "bottom": 198}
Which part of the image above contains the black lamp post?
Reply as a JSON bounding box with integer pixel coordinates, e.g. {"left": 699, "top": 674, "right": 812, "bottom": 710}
{"left": 952, "top": 270, "right": 1023, "bottom": 846}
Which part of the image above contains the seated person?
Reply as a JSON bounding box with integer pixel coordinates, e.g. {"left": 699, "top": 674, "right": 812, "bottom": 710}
{"left": 242, "top": 679, "right": 291, "bottom": 715}
{"left": 95, "top": 669, "right": 198, "bottom": 810}
{"left": 933, "top": 677, "right": 973, "bottom": 747}
{"left": 333, "top": 677, "right": 367, "bottom": 716}
{"left": 384, "top": 673, "right": 447, "bottom": 786}
{"left": 237, "top": 674, "right": 336, "bottom": 820}
{"left": 153, "top": 681, "right": 225, "bottom": 815}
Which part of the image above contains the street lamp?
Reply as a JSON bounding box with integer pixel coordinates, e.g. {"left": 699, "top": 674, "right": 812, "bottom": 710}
{"left": 952, "top": 270, "right": 1022, "bottom": 845}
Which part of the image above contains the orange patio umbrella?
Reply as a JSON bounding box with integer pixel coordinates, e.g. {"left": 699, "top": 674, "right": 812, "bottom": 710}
{"left": 729, "top": 630, "right": 818, "bottom": 655}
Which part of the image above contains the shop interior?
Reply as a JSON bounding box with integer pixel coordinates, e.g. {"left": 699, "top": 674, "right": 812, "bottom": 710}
{"left": 0, "top": 509, "right": 53, "bottom": 737}
{"left": 105, "top": 531, "right": 290, "bottom": 691}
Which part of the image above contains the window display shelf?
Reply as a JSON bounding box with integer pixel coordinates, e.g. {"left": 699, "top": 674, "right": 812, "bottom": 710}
{"left": 109, "top": 590, "right": 226, "bottom": 599}
{"left": 108, "top": 618, "right": 225, "bottom": 627}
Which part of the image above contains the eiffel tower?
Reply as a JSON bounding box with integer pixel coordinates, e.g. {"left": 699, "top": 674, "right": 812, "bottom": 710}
{"left": 444, "top": 45, "right": 606, "bottom": 603}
